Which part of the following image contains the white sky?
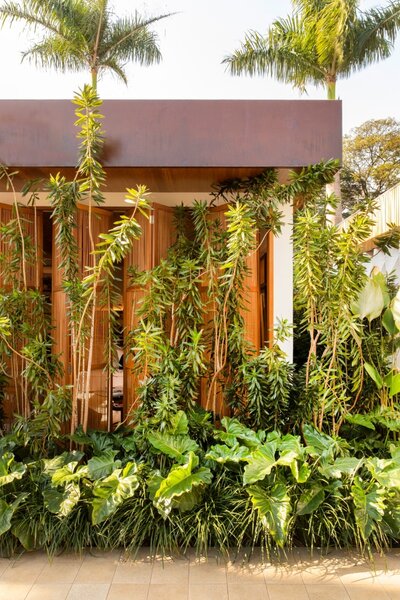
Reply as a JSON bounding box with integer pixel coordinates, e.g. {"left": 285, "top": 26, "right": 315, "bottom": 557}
{"left": 0, "top": 0, "right": 399, "bottom": 133}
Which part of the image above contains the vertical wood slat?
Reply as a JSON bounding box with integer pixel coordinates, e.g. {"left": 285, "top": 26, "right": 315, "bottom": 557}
{"left": 123, "top": 209, "right": 153, "bottom": 418}
{"left": 0, "top": 203, "right": 43, "bottom": 425}
{"left": 52, "top": 204, "right": 112, "bottom": 430}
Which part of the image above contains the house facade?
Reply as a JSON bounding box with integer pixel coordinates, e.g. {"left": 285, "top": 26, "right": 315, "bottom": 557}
{"left": 0, "top": 99, "right": 342, "bottom": 428}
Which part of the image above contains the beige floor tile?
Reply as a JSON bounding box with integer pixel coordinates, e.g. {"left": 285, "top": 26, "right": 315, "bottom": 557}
{"left": 190, "top": 562, "right": 227, "bottom": 584}
{"left": 267, "top": 583, "right": 310, "bottom": 600}
{"left": 189, "top": 583, "right": 228, "bottom": 600}
{"left": 226, "top": 562, "right": 265, "bottom": 583}
{"left": 228, "top": 582, "right": 269, "bottom": 600}
{"left": 113, "top": 560, "right": 153, "bottom": 583}
{"left": 107, "top": 583, "right": 149, "bottom": 600}
{"left": 0, "top": 561, "right": 46, "bottom": 583}
{"left": 384, "top": 591, "right": 400, "bottom": 600}
{"left": 339, "top": 566, "right": 381, "bottom": 586}
{"left": 74, "top": 556, "right": 118, "bottom": 583}
{"left": 36, "top": 562, "right": 81, "bottom": 584}
{"left": 301, "top": 565, "right": 342, "bottom": 584}
{"left": 0, "top": 558, "right": 12, "bottom": 575}
{"left": 151, "top": 558, "right": 190, "bottom": 584}
{"left": 263, "top": 565, "right": 304, "bottom": 584}
{"left": 0, "top": 581, "right": 32, "bottom": 600}
{"left": 26, "top": 583, "right": 71, "bottom": 600}
{"left": 148, "top": 583, "right": 189, "bottom": 600}
{"left": 66, "top": 583, "right": 110, "bottom": 600}
{"left": 306, "top": 584, "right": 350, "bottom": 600}
{"left": 345, "top": 585, "right": 390, "bottom": 600}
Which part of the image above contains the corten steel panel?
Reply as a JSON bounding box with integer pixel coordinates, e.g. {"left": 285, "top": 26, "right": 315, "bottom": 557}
{"left": 0, "top": 100, "right": 341, "bottom": 169}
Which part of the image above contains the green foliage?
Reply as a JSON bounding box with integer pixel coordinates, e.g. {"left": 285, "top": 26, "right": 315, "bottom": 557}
{"left": 342, "top": 118, "right": 400, "bottom": 211}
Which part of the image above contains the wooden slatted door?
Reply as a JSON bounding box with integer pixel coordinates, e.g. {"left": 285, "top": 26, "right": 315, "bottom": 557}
{"left": 123, "top": 203, "right": 177, "bottom": 419}
{"left": 0, "top": 203, "right": 43, "bottom": 424}
{"left": 123, "top": 209, "right": 152, "bottom": 419}
{"left": 52, "top": 205, "right": 112, "bottom": 430}
{"left": 200, "top": 204, "right": 261, "bottom": 416}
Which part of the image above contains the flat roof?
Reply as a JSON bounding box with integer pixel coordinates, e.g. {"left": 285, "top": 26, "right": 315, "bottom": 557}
{"left": 0, "top": 99, "right": 341, "bottom": 169}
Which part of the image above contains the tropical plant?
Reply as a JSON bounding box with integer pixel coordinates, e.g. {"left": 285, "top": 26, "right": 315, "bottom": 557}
{"left": 0, "top": 0, "right": 171, "bottom": 89}
{"left": 224, "top": 0, "right": 400, "bottom": 100}
{"left": 341, "top": 118, "right": 400, "bottom": 211}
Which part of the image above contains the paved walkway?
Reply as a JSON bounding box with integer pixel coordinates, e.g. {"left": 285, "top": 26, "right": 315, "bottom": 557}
{"left": 0, "top": 547, "right": 399, "bottom": 600}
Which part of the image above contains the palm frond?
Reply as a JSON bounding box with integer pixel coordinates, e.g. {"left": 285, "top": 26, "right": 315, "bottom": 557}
{"left": 22, "top": 36, "right": 85, "bottom": 71}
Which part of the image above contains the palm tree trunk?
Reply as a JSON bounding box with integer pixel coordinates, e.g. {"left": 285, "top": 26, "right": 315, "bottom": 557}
{"left": 326, "top": 77, "right": 342, "bottom": 222}
{"left": 91, "top": 69, "right": 98, "bottom": 91}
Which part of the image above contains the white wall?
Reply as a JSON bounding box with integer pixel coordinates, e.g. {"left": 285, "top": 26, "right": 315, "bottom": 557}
{"left": 273, "top": 202, "right": 293, "bottom": 361}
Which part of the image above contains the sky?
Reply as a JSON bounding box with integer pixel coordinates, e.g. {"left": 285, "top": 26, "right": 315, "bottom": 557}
{"left": 0, "top": 0, "right": 399, "bottom": 133}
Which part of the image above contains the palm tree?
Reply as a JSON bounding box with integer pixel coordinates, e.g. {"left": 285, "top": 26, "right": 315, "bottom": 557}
{"left": 223, "top": 0, "right": 400, "bottom": 100}
{"left": 0, "top": 0, "right": 172, "bottom": 90}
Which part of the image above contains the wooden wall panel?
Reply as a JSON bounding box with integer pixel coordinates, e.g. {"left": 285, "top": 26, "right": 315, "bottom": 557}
{"left": 0, "top": 203, "right": 42, "bottom": 425}
{"left": 52, "top": 205, "right": 112, "bottom": 430}
{"left": 123, "top": 210, "right": 152, "bottom": 418}
{"left": 153, "top": 203, "right": 176, "bottom": 264}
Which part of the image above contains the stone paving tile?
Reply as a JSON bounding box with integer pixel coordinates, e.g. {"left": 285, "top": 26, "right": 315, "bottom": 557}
{"left": 35, "top": 561, "right": 81, "bottom": 584}
{"left": 66, "top": 583, "right": 110, "bottom": 600}
{"left": 151, "top": 557, "right": 190, "bottom": 584}
{"left": 148, "top": 583, "right": 189, "bottom": 600}
{"left": 25, "top": 583, "right": 71, "bottom": 600}
{"left": 345, "top": 584, "right": 391, "bottom": 600}
{"left": 189, "top": 583, "right": 228, "bottom": 600}
{"left": 107, "top": 583, "right": 149, "bottom": 600}
{"left": 74, "top": 554, "right": 119, "bottom": 583}
{"left": 113, "top": 559, "right": 153, "bottom": 583}
{"left": 266, "top": 583, "right": 310, "bottom": 600}
{"left": 306, "top": 583, "right": 350, "bottom": 600}
{"left": 189, "top": 561, "right": 227, "bottom": 584}
{"left": 0, "top": 581, "right": 33, "bottom": 600}
{"left": 228, "top": 582, "right": 269, "bottom": 600}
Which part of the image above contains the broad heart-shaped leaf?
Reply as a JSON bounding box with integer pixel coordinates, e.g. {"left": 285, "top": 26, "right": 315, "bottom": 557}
{"left": 0, "top": 494, "right": 27, "bottom": 535}
{"left": 296, "top": 487, "right": 325, "bottom": 515}
{"left": 247, "top": 483, "right": 291, "bottom": 547}
{"left": 353, "top": 272, "right": 387, "bottom": 322}
{"left": 217, "top": 418, "right": 265, "bottom": 448}
{"left": 0, "top": 499, "right": 14, "bottom": 535}
{"left": 303, "top": 425, "right": 335, "bottom": 456}
{"left": 147, "top": 431, "right": 198, "bottom": 464}
{"left": 91, "top": 462, "right": 139, "bottom": 525}
{"left": 154, "top": 451, "right": 212, "bottom": 518}
{"left": 205, "top": 443, "right": 251, "bottom": 464}
{"left": 43, "top": 483, "right": 80, "bottom": 517}
{"left": 51, "top": 463, "right": 88, "bottom": 486}
{"left": 366, "top": 455, "right": 400, "bottom": 489}
{"left": 389, "top": 373, "right": 400, "bottom": 398}
{"left": 276, "top": 435, "right": 309, "bottom": 482}
{"left": 0, "top": 453, "right": 26, "bottom": 486}
{"left": 168, "top": 410, "right": 189, "bottom": 435}
{"left": 87, "top": 450, "right": 120, "bottom": 480}
{"left": 345, "top": 413, "right": 376, "bottom": 430}
{"left": 318, "top": 457, "right": 363, "bottom": 480}
{"left": 364, "top": 362, "right": 383, "bottom": 390}
{"left": 42, "top": 451, "right": 84, "bottom": 476}
{"left": 351, "top": 477, "right": 385, "bottom": 540}
{"left": 243, "top": 443, "right": 278, "bottom": 485}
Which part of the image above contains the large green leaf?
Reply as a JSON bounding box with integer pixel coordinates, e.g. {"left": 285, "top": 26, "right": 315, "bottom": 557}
{"left": 91, "top": 462, "right": 139, "bottom": 525}
{"left": 277, "top": 435, "right": 309, "bottom": 482}
{"left": 351, "top": 477, "right": 385, "bottom": 540}
{"left": 217, "top": 418, "right": 264, "bottom": 448}
{"left": 205, "top": 442, "right": 250, "bottom": 464}
{"left": 345, "top": 413, "right": 375, "bottom": 430}
{"left": 0, "top": 453, "right": 26, "bottom": 486}
{"left": 154, "top": 452, "right": 212, "bottom": 517}
{"left": 296, "top": 487, "right": 325, "bottom": 515}
{"left": 168, "top": 410, "right": 189, "bottom": 435}
{"left": 353, "top": 272, "right": 388, "bottom": 322}
{"left": 247, "top": 483, "right": 291, "bottom": 546}
{"left": 364, "top": 362, "right": 383, "bottom": 389}
{"left": 147, "top": 431, "right": 198, "bottom": 464}
{"left": 52, "top": 462, "right": 88, "bottom": 486}
{"left": 87, "top": 450, "right": 120, "bottom": 480}
{"left": 382, "top": 308, "right": 399, "bottom": 335}
{"left": 319, "top": 457, "right": 363, "bottom": 479}
{"left": 42, "top": 451, "right": 84, "bottom": 476}
{"left": 389, "top": 373, "right": 400, "bottom": 398}
{"left": 43, "top": 483, "right": 80, "bottom": 517}
{"left": 243, "top": 443, "right": 278, "bottom": 485}
{"left": 366, "top": 456, "right": 400, "bottom": 489}
{"left": 0, "top": 494, "right": 27, "bottom": 535}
